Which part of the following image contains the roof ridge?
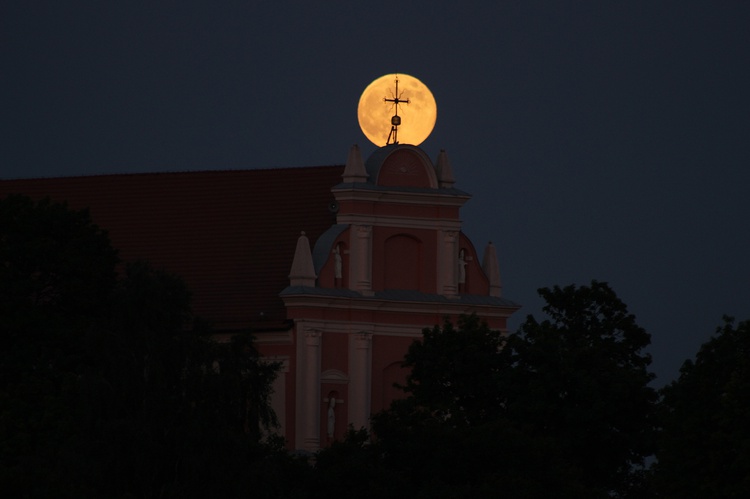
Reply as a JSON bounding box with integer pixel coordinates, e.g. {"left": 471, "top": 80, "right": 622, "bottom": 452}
{"left": 2, "top": 164, "right": 345, "bottom": 181}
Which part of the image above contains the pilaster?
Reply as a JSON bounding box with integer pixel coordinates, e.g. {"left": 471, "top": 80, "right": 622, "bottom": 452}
{"left": 438, "top": 229, "right": 459, "bottom": 297}
{"left": 296, "top": 329, "right": 322, "bottom": 452}
{"left": 349, "top": 224, "right": 373, "bottom": 296}
{"left": 348, "top": 332, "right": 373, "bottom": 431}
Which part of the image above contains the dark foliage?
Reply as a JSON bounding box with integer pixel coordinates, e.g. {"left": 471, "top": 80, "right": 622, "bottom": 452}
{"left": 0, "top": 195, "right": 299, "bottom": 498}
{"left": 653, "top": 317, "right": 750, "bottom": 498}
{"left": 396, "top": 314, "right": 510, "bottom": 428}
{"left": 0, "top": 194, "right": 118, "bottom": 323}
{"left": 310, "top": 427, "right": 398, "bottom": 499}
{"left": 1, "top": 195, "right": 119, "bottom": 497}
{"left": 358, "top": 282, "right": 657, "bottom": 498}
{"left": 509, "top": 281, "right": 658, "bottom": 497}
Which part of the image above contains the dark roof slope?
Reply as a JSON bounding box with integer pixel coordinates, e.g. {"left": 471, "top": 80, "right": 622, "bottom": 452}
{"left": 0, "top": 167, "right": 345, "bottom": 330}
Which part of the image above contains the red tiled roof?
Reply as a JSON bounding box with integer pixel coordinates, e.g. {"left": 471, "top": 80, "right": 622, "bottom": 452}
{"left": 0, "top": 167, "right": 345, "bottom": 330}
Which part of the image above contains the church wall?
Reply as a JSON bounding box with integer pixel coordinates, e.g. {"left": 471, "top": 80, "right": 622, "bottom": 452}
{"left": 383, "top": 234, "right": 421, "bottom": 290}
{"left": 320, "top": 331, "right": 349, "bottom": 375}
{"left": 267, "top": 306, "right": 511, "bottom": 448}
{"left": 371, "top": 335, "right": 414, "bottom": 413}
{"left": 371, "top": 227, "right": 437, "bottom": 293}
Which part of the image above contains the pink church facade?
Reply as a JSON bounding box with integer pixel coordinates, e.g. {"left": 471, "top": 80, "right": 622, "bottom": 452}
{"left": 258, "top": 144, "right": 519, "bottom": 451}
{"left": 0, "top": 143, "right": 519, "bottom": 452}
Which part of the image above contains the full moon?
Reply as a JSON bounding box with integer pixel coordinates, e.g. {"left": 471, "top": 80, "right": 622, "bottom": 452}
{"left": 357, "top": 74, "right": 437, "bottom": 147}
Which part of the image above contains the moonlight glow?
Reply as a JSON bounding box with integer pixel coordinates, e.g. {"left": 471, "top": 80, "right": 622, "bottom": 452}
{"left": 357, "top": 74, "right": 437, "bottom": 147}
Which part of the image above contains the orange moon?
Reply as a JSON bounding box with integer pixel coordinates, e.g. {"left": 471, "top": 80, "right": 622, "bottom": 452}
{"left": 357, "top": 74, "right": 437, "bottom": 147}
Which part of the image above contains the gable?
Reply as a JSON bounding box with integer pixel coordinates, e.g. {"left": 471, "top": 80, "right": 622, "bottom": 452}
{"left": 365, "top": 145, "right": 438, "bottom": 188}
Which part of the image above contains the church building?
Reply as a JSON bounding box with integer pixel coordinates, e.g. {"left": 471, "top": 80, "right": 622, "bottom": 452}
{"left": 1, "top": 74, "right": 520, "bottom": 452}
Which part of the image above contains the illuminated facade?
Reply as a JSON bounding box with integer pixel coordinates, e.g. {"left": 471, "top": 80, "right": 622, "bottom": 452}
{"left": 0, "top": 143, "right": 519, "bottom": 451}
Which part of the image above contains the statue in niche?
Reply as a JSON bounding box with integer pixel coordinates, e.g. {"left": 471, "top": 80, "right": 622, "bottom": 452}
{"left": 327, "top": 396, "right": 337, "bottom": 438}
{"left": 333, "top": 244, "right": 343, "bottom": 282}
{"left": 458, "top": 249, "right": 467, "bottom": 285}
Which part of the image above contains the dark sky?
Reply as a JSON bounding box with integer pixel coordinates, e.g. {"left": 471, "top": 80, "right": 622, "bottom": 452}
{"left": 2, "top": 1, "right": 749, "bottom": 385}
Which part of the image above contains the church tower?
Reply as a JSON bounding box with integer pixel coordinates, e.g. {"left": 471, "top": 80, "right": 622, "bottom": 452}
{"left": 280, "top": 141, "right": 519, "bottom": 451}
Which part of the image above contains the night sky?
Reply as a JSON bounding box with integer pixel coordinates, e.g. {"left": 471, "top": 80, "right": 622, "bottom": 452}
{"left": 2, "top": 1, "right": 749, "bottom": 386}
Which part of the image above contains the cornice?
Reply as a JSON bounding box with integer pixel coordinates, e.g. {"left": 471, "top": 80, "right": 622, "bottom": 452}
{"left": 332, "top": 185, "right": 470, "bottom": 206}
{"left": 335, "top": 213, "right": 463, "bottom": 231}
{"left": 281, "top": 293, "right": 519, "bottom": 319}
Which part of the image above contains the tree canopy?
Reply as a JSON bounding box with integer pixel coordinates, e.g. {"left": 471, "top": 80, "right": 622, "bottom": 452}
{"left": 395, "top": 314, "right": 510, "bottom": 428}
{"left": 362, "top": 281, "right": 657, "bottom": 498}
{"left": 369, "top": 314, "right": 529, "bottom": 497}
{"left": 0, "top": 194, "right": 117, "bottom": 323}
{"left": 653, "top": 317, "right": 750, "bottom": 498}
{"left": 508, "top": 281, "right": 657, "bottom": 497}
{"left": 0, "top": 195, "right": 294, "bottom": 498}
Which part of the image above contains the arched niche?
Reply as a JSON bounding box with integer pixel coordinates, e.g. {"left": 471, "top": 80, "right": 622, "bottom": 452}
{"left": 458, "top": 232, "right": 490, "bottom": 295}
{"left": 321, "top": 371, "right": 348, "bottom": 443}
{"left": 312, "top": 225, "right": 349, "bottom": 289}
{"left": 384, "top": 233, "right": 421, "bottom": 290}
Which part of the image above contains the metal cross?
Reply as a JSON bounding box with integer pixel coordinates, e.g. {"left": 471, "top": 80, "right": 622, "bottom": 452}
{"left": 384, "top": 76, "right": 410, "bottom": 145}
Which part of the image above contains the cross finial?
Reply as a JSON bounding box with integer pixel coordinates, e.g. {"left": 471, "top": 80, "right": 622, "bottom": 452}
{"left": 384, "top": 76, "right": 410, "bottom": 145}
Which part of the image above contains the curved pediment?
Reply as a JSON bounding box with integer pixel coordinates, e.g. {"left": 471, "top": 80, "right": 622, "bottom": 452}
{"left": 321, "top": 369, "right": 349, "bottom": 384}
{"left": 365, "top": 145, "right": 438, "bottom": 189}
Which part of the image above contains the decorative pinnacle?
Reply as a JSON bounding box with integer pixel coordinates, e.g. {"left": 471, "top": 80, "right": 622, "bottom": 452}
{"left": 384, "top": 76, "right": 410, "bottom": 145}
{"left": 289, "top": 231, "right": 316, "bottom": 287}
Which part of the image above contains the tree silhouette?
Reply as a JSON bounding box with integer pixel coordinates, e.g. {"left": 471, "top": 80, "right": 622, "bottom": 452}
{"left": 366, "top": 282, "right": 657, "bottom": 498}
{"left": 654, "top": 316, "right": 750, "bottom": 498}
{"left": 510, "top": 281, "right": 657, "bottom": 497}
{"left": 0, "top": 195, "right": 287, "bottom": 498}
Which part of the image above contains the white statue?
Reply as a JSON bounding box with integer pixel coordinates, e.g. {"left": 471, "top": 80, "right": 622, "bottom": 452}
{"left": 333, "top": 245, "right": 343, "bottom": 279}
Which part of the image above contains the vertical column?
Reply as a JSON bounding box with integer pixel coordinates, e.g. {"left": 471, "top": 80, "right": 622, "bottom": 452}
{"left": 438, "top": 230, "right": 459, "bottom": 297}
{"left": 349, "top": 225, "right": 373, "bottom": 296}
{"left": 348, "top": 332, "right": 373, "bottom": 431}
{"left": 296, "top": 329, "right": 321, "bottom": 452}
{"left": 266, "top": 357, "right": 289, "bottom": 437}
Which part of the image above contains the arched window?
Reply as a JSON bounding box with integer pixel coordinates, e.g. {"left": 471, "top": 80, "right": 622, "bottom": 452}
{"left": 384, "top": 234, "right": 421, "bottom": 290}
